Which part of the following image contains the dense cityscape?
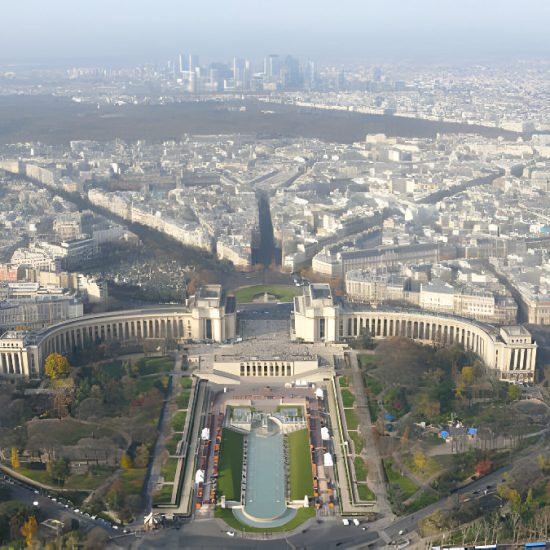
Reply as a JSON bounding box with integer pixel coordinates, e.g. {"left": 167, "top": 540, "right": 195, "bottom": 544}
{"left": 0, "top": 2, "right": 549, "bottom": 549}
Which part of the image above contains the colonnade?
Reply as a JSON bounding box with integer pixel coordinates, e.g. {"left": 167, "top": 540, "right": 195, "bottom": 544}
{"left": 0, "top": 304, "right": 236, "bottom": 378}
{"left": 343, "top": 314, "right": 488, "bottom": 356}
{"left": 239, "top": 362, "right": 294, "bottom": 377}
{"left": 41, "top": 314, "right": 195, "bottom": 357}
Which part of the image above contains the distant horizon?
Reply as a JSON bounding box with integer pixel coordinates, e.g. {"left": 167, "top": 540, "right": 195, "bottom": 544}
{"left": 0, "top": 52, "right": 548, "bottom": 72}
{"left": 1, "top": 0, "right": 549, "bottom": 68}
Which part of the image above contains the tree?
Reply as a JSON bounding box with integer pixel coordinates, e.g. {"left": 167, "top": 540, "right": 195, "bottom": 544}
{"left": 44, "top": 353, "right": 70, "bottom": 379}
{"left": 507, "top": 384, "right": 522, "bottom": 402}
{"left": 84, "top": 527, "right": 109, "bottom": 550}
{"left": 20, "top": 516, "right": 37, "bottom": 547}
{"left": 52, "top": 391, "right": 72, "bottom": 418}
{"left": 461, "top": 366, "right": 475, "bottom": 386}
{"left": 539, "top": 454, "right": 550, "bottom": 474}
{"left": 414, "top": 392, "right": 440, "bottom": 420}
{"left": 11, "top": 447, "right": 20, "bottom": 470}
{"left": 106, "top": 480, "right": 124, "bottom": 510}
{"left": 118, "top": 507, "right": 133, "bottom": 524}
{"left": 134, "top": 444, "right": 149, "bottom": 468}
{"left": 413, "top": 449, "right": 428, "bottom": 473}
{"left": 120, "top": 452, "right": 133, "bottom": 470}
{"left": 475, "top": 458, "right": 492, "bottom": 477}
{"left": 47, "top": 457, "right": 70, "bottom": 484}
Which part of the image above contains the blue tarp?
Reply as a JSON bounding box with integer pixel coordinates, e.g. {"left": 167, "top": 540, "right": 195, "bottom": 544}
{"left": 440, "top": 430, "right": 450, "bottom": 438}
{"left": 467, "top": 427, "right": 477, "bottom": 436}
{"left": 384, "top": 413, "right": 396, "bottom": 422}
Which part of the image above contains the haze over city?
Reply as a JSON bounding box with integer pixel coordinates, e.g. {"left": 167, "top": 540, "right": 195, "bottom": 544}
{"left": 0, "top": 1, "right": 549, "bottom": 549}
{"left": 1, "top": 0, "right": 549, "bottom": 65}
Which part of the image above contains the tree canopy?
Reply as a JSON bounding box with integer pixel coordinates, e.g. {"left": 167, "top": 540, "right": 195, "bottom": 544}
{"left": 44, "top": 353, "right": 70, "bottom": 379}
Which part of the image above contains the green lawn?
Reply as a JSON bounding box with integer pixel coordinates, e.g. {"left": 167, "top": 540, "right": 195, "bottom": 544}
{"left": 15, "top": 466, "right": 52, "bottom": 486}
{"left": 166, "top": 434, "right": 182, "bottom": 455}
{"left": 404, "top": 453, "right": 442, "bottom": 481}
{"left": 136, "top": 374, "right": 169, "bottom": 394}
{"left": 234, "top": 285, "right": 302, "bottom": 304}
{"left": 341, "top": 389, "right": 355, "bottom": 407}
{"left": 349, "top": 432, "right": 364, "bottom": 454}
{"left": 215, "top": 506, "right": 316, "bottom": 533}
{"left": 177, "top": 389, "right": 192, "bottom": 409}
{"left": 161, "top": 458, "right": 178, "bottom": 482}
{"left": 404, "top": 490, "right": 439, "bottom": 514}
{"left": 357, "top": 484, "right": 376, "bottom": 501}
{"left": 358, "top": 354, "right": 377, "bottom": 369}
{"left": 288, "top": 429, "right": 314, "bottom": 500}
{"left": 64, "top": 466, "right": 116, "bottom": 490}
{"left": 344, "top": 409, "right": 360, "bottom": 431}
{"left": 25, "top": 418, "right": 115, "bottom": 447}
{"left": 180, "top": 377, "right": 193, "bottom": 388}
{"left": 339, "top": 376, "right": 349, "bottom": 387}
{"left": 139, "top": 356, "right": 174, "bottom": 374}
{"left": 117, "top": 468, "right": 147, "bottom": 497}
{"left": 363, "top": 374, "right": 383, "bottom": 396}
{"left": 171, "top": 411, "right": 187, "bottom": 432}
{"left": 383, "top": 458, "right": 418, "bottom": 500}
{"left": 218, "top": 429, "right": 244, "bottom": 501}
{"left": 354, "top": 457, "right": 368, "bottom": 481}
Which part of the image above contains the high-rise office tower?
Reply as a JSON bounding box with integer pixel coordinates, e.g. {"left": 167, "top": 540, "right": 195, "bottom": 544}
{"left": 305, "top": 60, "right": 317, "bottom": 89}
{"left": 283, "top": 55, "right": 302, "bottom": 89}
{"left": 232, "top": 58, "right": 251, "bottom": 90}
{"left": 188, "top": 54, "right": 199, "bottom": 74}
{"left": 264, "top": 54, "right": 280, "bottom": 80}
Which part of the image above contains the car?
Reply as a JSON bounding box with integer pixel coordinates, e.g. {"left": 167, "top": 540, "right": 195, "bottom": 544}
{"left": 112, "top": 525, "right": 119, "bottom": 530}
{"left": 398, "top": 529, "right": 404, "bottom": 535}
{"left": 226, "top": 531, "right": 235, "bottom": 537}
{"left": 74, "top": 509, "right": 80, "bottom": 514}
{"left": 33, "top": 490, "right": 39, "bottom": 494}
{"left": 51, "top": 498, "right": 57, "bottom": 502}
{"left": 342, "top": 519, "right": 350, "bottom": 526}
{"left": 32, "top": 501, "right": 39, "bottom": 507}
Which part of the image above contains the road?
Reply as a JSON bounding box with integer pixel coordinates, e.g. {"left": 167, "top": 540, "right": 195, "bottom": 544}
{"left": 382, "top": 463, "right": 511, "bottom": 540}
{"left": 135, "top": 516, "right": 380, "bottom": 550}
{"left": 0, "top": 475, "right": 136, "bottom": 543}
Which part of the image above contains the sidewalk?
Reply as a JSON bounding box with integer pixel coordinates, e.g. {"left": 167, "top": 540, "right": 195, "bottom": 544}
{"left": 348, "top": 352, "right": 394, "bottom": 520}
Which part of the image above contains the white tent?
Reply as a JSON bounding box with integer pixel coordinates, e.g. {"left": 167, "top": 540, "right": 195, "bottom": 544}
{"left": 315, "top": 388, "right": 324, "bottom": 399}
{"left": 321, "top": 427, "right": 330, "bottom": 441}
{"left": 323, "top": 453, "right": 334, "bottom": 467}
{"left": 195, "top": 469, "right": 205, "bottom": 484}
{"left": 201, "top": 428, "right": 210, "bottom": 441}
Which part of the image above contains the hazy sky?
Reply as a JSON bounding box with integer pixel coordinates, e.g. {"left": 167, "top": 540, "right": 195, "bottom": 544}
{"left": 2, "top": 0, "right": 549, "bottom": 66}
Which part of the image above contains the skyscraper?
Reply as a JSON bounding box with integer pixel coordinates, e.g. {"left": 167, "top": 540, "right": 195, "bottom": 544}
{"left": 264, "top": 54, "right": 280, "bottom": 80}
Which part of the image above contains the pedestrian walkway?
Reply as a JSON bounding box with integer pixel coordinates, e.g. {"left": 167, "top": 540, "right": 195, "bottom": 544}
{"left": 348, "top": 352, "right": 394, "bottom": 519}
